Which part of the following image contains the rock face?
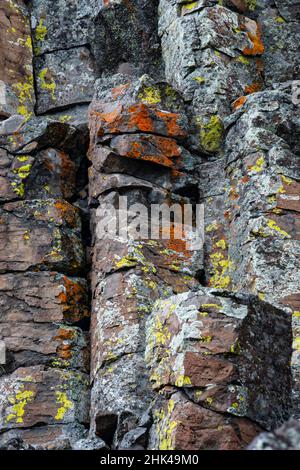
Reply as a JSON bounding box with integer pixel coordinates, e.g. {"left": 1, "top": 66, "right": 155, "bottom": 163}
{"left": 0, "top": 0, "right": 299, "bottom": 451}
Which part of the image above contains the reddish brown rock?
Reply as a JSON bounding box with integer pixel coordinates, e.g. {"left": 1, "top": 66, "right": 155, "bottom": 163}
{"left": 0, "top": 0, "right": 35, "bottom": 119}
{"left": 149, "top": 392, "right": 261, "bottom": 450}
{"left": 0, "top": 365, "right": 89, "bottom": 432}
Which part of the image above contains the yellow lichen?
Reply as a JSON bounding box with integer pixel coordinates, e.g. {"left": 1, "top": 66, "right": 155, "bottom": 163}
{"left": 25, "top": 36, "right": 32, "bottom": 50}
{"left": 193, "top": 76, "right": 206, "bottom": 84}
{"left": 236, "top": 55, "right": 250, "bottom": 65}
{"left": 293, "top": 337, "right": 300, "bottom": 351}
{"left": 59, "top": 115, "right": 72, "bottom": 123}
{"left": 55, "top": 391, "right": 73, "bottom": 420}
{"left": 201, "top": 335, "right": 212, "bottom": 343}
{"left": 281, "top": 175, "right": 293, "bottom": 185}
{"left": 23, "top": 230, "right": 30, "bottom": 241}
{"left": 6, "top": 390, "right": 35, "bottom": 424}
{"left": 35, "top": 18, "right": 47, "bottom": 42}
{"left": 248, "top": 156, "right": 265, "bottom": 173}
{"left": 155, "top": 401, "right": 178, "bottom": 450}
{"left": 13, "top": 163, "right": 32, "bottom": 179}
{"left": 114, "top": 255, "right": 137, "bottom": 269}
{"left": 205, "top": 222, "right": 218, "bottom": 232}
{"left": 13, "top": 74, "right": 34, "bottom": 121}
{"left": 183, "top": 1, "right": 198, "bottom": 10}
{"left": 209, "top": 252, "right": 232, "bottom": 289}
{"left": 200, "top": 303, "right": 222, "bottom": 309}
{"left": 215, "top": 239, "right": 226, "bottom": 250}
{"left": 175, "top": 375, "right": 192, "bottom": 387}
{"left": 11, "top": 181, "right": 25, "bottom": 198}
{"left": 17, "top": 155, "right": 29, "bottom": 162}
{"left": 275, "top": 16, "right": 286, "bottom": 23}
{"left": 199, "top": 115, "right": 224, "bottom": 153}
{"left": 39, "top": 68, "right": 56, "bottom": 100}
{"left": 267, "top": 219, "right": 291, "bottom": 238}
{"left": 138, "top": 86, "right": 161, "bottom": 105}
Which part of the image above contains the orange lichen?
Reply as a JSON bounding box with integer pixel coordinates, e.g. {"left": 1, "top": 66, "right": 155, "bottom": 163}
{"left": 229, "top": 187, "right": 239, "bottom": 200}
{"left": 54, "top": 328, "right": 75, "bottom": 360}
{"left": 111, "top": 83, "right": 130, "bottom": 99}
{"left": 54, "top": 200, "right": 77, "bottom": 227}
{"left": 163, "top": 223, "right": 192, "bottom": 261}
{"left": 127, "top": 104, "right": 155, "bottom": 132}
{"left": 155, "top": 110, "right": 187, "bottom": 138}
{"left": 233, "top": 96, "right": 247, "bottom": 110}
{"left": 243, "top": 24, "right": 265, "bottom": 56}
{"left": 245, "top": 82, "right": 262, "bottom": 94}
{"left": 57, "top": 344, "right": 72, "bottom": 360}
{"left": 240, "top": 175, "right": 250, "bottom": 184}
{"left": 54, "top": 328, "right": 75, "bottom": 341}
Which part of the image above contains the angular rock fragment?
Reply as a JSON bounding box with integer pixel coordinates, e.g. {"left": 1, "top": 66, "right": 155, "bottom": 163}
{"left": 0, "top": 0, "right": 35, "bottom": 120}
{"left": 0, "top": 272, "right": 89, "bottom": 325}
{"left": 0, "top": 365, "right": 89, "bottom": 431}
{"left": 35, "top": 47, "right": 97, "bottom": 114}
{"left": 146, "top": 289, "right": 292, "bottom": 432}
{"left": 149, "top": 391, "right": 261, "bottom": 450}
{"left": 0, "top": 199, "right": 84, "bottom": 274}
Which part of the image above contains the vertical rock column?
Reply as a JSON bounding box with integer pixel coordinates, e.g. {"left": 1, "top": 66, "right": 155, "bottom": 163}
{"left": 0, "top": 137, "right": 91, "bottom": 447}
{"left": 88, "top": 75, "right": 203, "bottom": 448}
{"left": 158, "top": 1, "right": 300, "bottom": 415}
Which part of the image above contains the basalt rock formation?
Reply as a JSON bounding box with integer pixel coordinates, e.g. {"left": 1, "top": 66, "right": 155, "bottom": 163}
{"left": 0, "top": 0, "right": 299, "bottom": 451}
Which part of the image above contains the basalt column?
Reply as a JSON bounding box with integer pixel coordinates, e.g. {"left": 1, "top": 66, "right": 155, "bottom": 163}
{"left": 88, "top": 75, "right": 293, "bottom": 450}
{"left": 88, "top": 75, "right": 202, "bottom": 449}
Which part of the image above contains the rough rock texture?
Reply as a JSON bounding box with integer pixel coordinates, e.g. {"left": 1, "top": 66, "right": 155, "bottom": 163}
{"left": 0, "top": 0, "right": 299, "bottom": 451}
{"left": 249, "top": 419, "right": 300, "bottom": 450}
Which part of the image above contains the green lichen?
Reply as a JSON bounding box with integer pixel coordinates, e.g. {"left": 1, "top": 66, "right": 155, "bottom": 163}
{"left": 13, "top": 163, "right": 32, "bottom": 179}
{"left": 246, "top": 0, "right": 257, "bottom": 11}
{"left": 236, "top": 55, "right": 250, "bottom": 65}
{"left": 266, "top": 219, "right": 291, "bottom": 239}
{"left": 198, "top": 115, "right": 224, "bottom": 153}
{"left": 35, "top": 18, "right": 47, "bottom": 42}
{"left": 193, "top": 76, "right": 206, "bottom": 84}
{"left": 13, "top": 74, "right": 34, "bottom": 121}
